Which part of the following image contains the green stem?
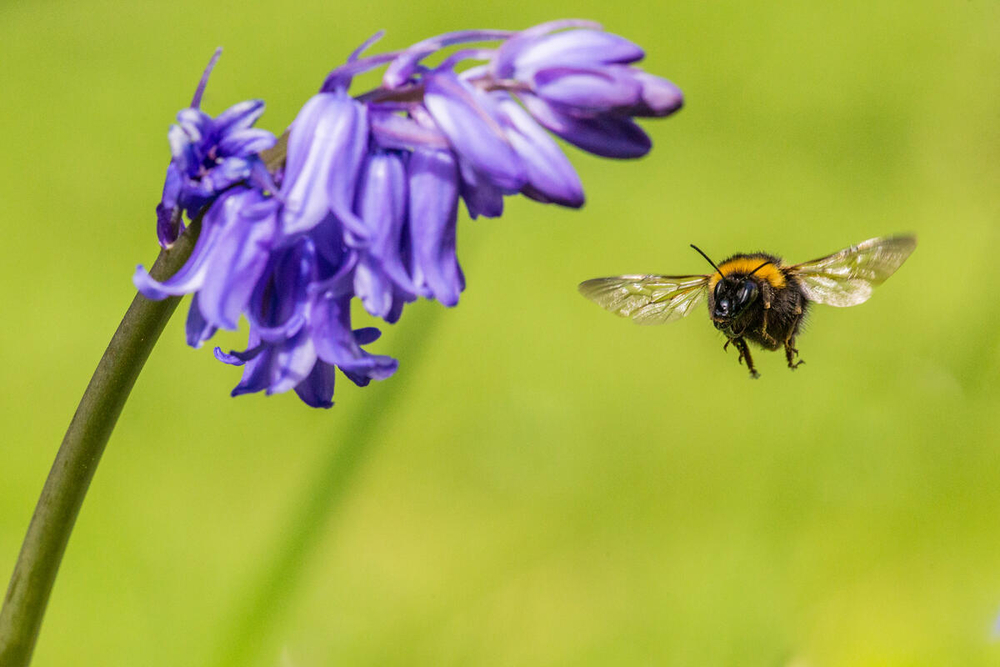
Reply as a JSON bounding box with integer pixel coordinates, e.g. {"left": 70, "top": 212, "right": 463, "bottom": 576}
{"left": 0, "top": 220, "right": 201, "bottom": 666}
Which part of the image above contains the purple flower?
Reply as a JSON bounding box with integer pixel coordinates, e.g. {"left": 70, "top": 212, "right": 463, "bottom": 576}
{"left": 408, "top": 148, "right": 463, "bottom": 306}
{"left": 156, "top": 50, "right": 276, "bottom": 247}
{"left": 137, "top": 22, "right": 682, "bottom": 407}
{"left": 490, "top": 22, "right": 683, "bottom": 157}
{"left": 211, "top": 237, "right": 396, "bottom": 407}
{"left": 492, "top": 92, "right": 584, "bottom": 206}
{"left": 137, "top": 186, "right": 279, "bottom": 339}
{"left": 352, "top": 149, "right": 414, "bottom": 322}
{"left": 279, "top": 91, "right": 369, "bottom": 239}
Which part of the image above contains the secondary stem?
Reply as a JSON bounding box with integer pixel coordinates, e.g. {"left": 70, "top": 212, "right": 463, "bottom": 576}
{"left": 0, "top": 220, "right": 201, "bottom": 666}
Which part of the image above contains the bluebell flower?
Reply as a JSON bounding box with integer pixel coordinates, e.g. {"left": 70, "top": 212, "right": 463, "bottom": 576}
{"left": 352, "top": 149, "right": 414, "bottom": 322}
{"left": 155, "top": 49, "right": 276, "bottom": 247}
{"left": 136, "top": 22, "right": 683, "bottom": 407}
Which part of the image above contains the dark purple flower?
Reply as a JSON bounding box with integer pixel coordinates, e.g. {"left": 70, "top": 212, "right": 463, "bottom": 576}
{"left": 156, "top": 50, "right": 276, "bottom": 247}
{"left": 137, "top": 21, "right": 682, "bottom": 407}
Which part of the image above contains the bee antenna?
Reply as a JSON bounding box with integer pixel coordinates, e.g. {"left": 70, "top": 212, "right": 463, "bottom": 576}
{"left": 690, "top": 244, "right": 725, "bottom": 279}
{"left": 748, "top": 260, "right": 772, "bottom": 277}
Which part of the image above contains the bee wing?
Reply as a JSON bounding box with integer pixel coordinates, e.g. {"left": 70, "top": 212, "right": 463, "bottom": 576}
{"left": 789, "top": 235, "right": 916, "bottom": 307}
{"left": 578, "top": 274, "right": 710, "bottom": 325}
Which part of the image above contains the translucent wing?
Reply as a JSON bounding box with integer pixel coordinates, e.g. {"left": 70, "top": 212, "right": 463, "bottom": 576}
{"left": 789, "top": 235, "right": 916, "bottom": 307}
{"left": 578, "top": 274, "right": 710, "bottom": 325}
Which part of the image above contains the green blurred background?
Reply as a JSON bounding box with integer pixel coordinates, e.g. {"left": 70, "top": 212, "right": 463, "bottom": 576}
{"left": 1, "top": 0, "right": 999, "bottom": 665}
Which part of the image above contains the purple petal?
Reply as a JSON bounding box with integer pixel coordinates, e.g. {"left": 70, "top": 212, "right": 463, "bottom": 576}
{"left": 294, "top": 361, "right": 337, "bottom": 408}
{"left": 247, "top": 238, "right": 314, "bottom": 340}
{"left": 458, "top": 160, "right": 504, "bottom": 219}
{"left": 341, "top": 359, "right": 398, "bottom": 388}
{"left": 494, "top": 29, "right": 643, "bottom": 79}
{"left": 407, "top": 148, "right": 464, "bottom": 306}
{"left": 195, "top": 189, "right": 279, "bottom": 330}
{"left": 354, "top": 258, "right": 394, "bottom": 318}
{"left": 532, "top": 66, "right": 642, "bottom": 111}
{"left": 205, "top": 157, "right": 253, "bottom": 193}
{"left": 384, "top": 296, "right": 405, "bottom": 324}
{"left": 354, "top": 150, "right": 413, "bottom": 291}
{"left": 185, "top": 294, "right": 217, "bottom": 347}
{"left": 134, "top": 196, "right": 232, "bottom": 300}
{"left": 217, "top": 128, "right": 277, "bottom": 157}
{"left": 493, "top": 93, "right": 584, "bottom": 207}
{"left": 214, "top": 99, "right": 266, "bottom": 133}
{"left": 156, "top": 203, "right": 182, "bottom": 249}
{"left": 267, "top": 331, "right": 318, "bottom": 395}
{"left": 167, "top": 122, "right": 203, "bottom": 176}
{"left": 224, "top": 328, "right": 321, "bottom": 398}
{"left": 309, "top": 291, "right": 398, "bottom": 382}
{"left": 280, "top": 92, "right": 370, "bottom": 237}
{"left": 214, "top": 330, "right": 265, "bottom": 365}
{"left": 175, "top": 109, "right": 213, "bottom": 147}
{"left": 156, "top": 164, "right": 184, "bottom": 247}
{"left": 354, "top": 327, "right": 382, "bottom": 344}
{"left": 620, "top": 71, "right": 684, "bottom": 117}
{"left": 521, "top": 94, "right": 651, "bottom": 159}
{"left": 231, "top": 348, "right": 276, "bottom": 396}
{"left": 423, "top": 71, "right": 525, "bottom": 192}
{"left": 351, "top": 160, "right": 416, "bottom": 327}
{"left": 221, "top": 329, "right": 268, "bottom": 390}
{"left": 248, "top": 159, "right": 280, "bottom": 194}
{"left": 309, "top": 215, "right": 354, "bottom": 276}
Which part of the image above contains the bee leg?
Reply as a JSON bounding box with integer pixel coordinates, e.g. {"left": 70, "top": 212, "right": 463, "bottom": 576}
{"left": 734, "top": 337, "right": 760, "bottom": 379}
{"left": 760, "top": 304, "right": 779, "bottom": 347}
{"left": 784, "top": 306, "right": 805, "bottom": 370}
{"left": 784, "top": 338, "right": 804, "bottom": 369}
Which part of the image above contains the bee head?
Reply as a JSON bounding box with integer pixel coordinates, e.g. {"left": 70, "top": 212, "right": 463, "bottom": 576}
{"left": 712, "top": 277, "right": 759, "bottom": 320}
{"left": 690, "top": 246, "right": 772, "bottom": 323}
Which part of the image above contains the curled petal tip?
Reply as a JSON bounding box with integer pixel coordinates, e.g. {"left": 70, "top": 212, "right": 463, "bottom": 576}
{"left": 628, "top": 73, "right": 684, "bottom": 117}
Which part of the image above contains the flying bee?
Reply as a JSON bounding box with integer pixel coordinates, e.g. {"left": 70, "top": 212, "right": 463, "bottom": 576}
{"left": 578, "top": 235, "right": 917, "bottom": 378}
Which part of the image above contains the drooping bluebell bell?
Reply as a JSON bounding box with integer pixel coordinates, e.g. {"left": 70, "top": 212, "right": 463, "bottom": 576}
{"left": 135, "top": 21, "right": 683, "bottom": 407}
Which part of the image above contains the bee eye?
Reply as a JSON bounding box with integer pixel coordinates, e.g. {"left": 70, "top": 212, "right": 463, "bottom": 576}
{"left": 714, "top": 280, "right": 726, "bottom": 298}
{"left": 737, "top": 281, "right": 757, "bottom": 305}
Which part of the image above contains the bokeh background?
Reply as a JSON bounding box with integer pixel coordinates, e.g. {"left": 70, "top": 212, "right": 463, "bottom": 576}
{"left": 2, "top": 0, "right": 999, "bottom": 665}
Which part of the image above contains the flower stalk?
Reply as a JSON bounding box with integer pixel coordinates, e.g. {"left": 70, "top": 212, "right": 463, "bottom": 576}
{"left": 0, "top": 220, "right": 202, "bottom": 667}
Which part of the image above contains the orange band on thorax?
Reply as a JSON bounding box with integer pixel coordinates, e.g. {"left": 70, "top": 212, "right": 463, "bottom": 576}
{"left": 708, "top": 257, "right": 787, "bottom": 290}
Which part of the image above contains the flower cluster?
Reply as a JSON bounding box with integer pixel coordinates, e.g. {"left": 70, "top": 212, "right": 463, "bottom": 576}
{"left": 135, "top": 20, "right": 683, "bottom": 408}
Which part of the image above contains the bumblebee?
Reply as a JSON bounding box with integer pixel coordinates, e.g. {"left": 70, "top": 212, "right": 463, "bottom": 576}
{"left": 578, "top": 235, "right": 916, "bottom": 378}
